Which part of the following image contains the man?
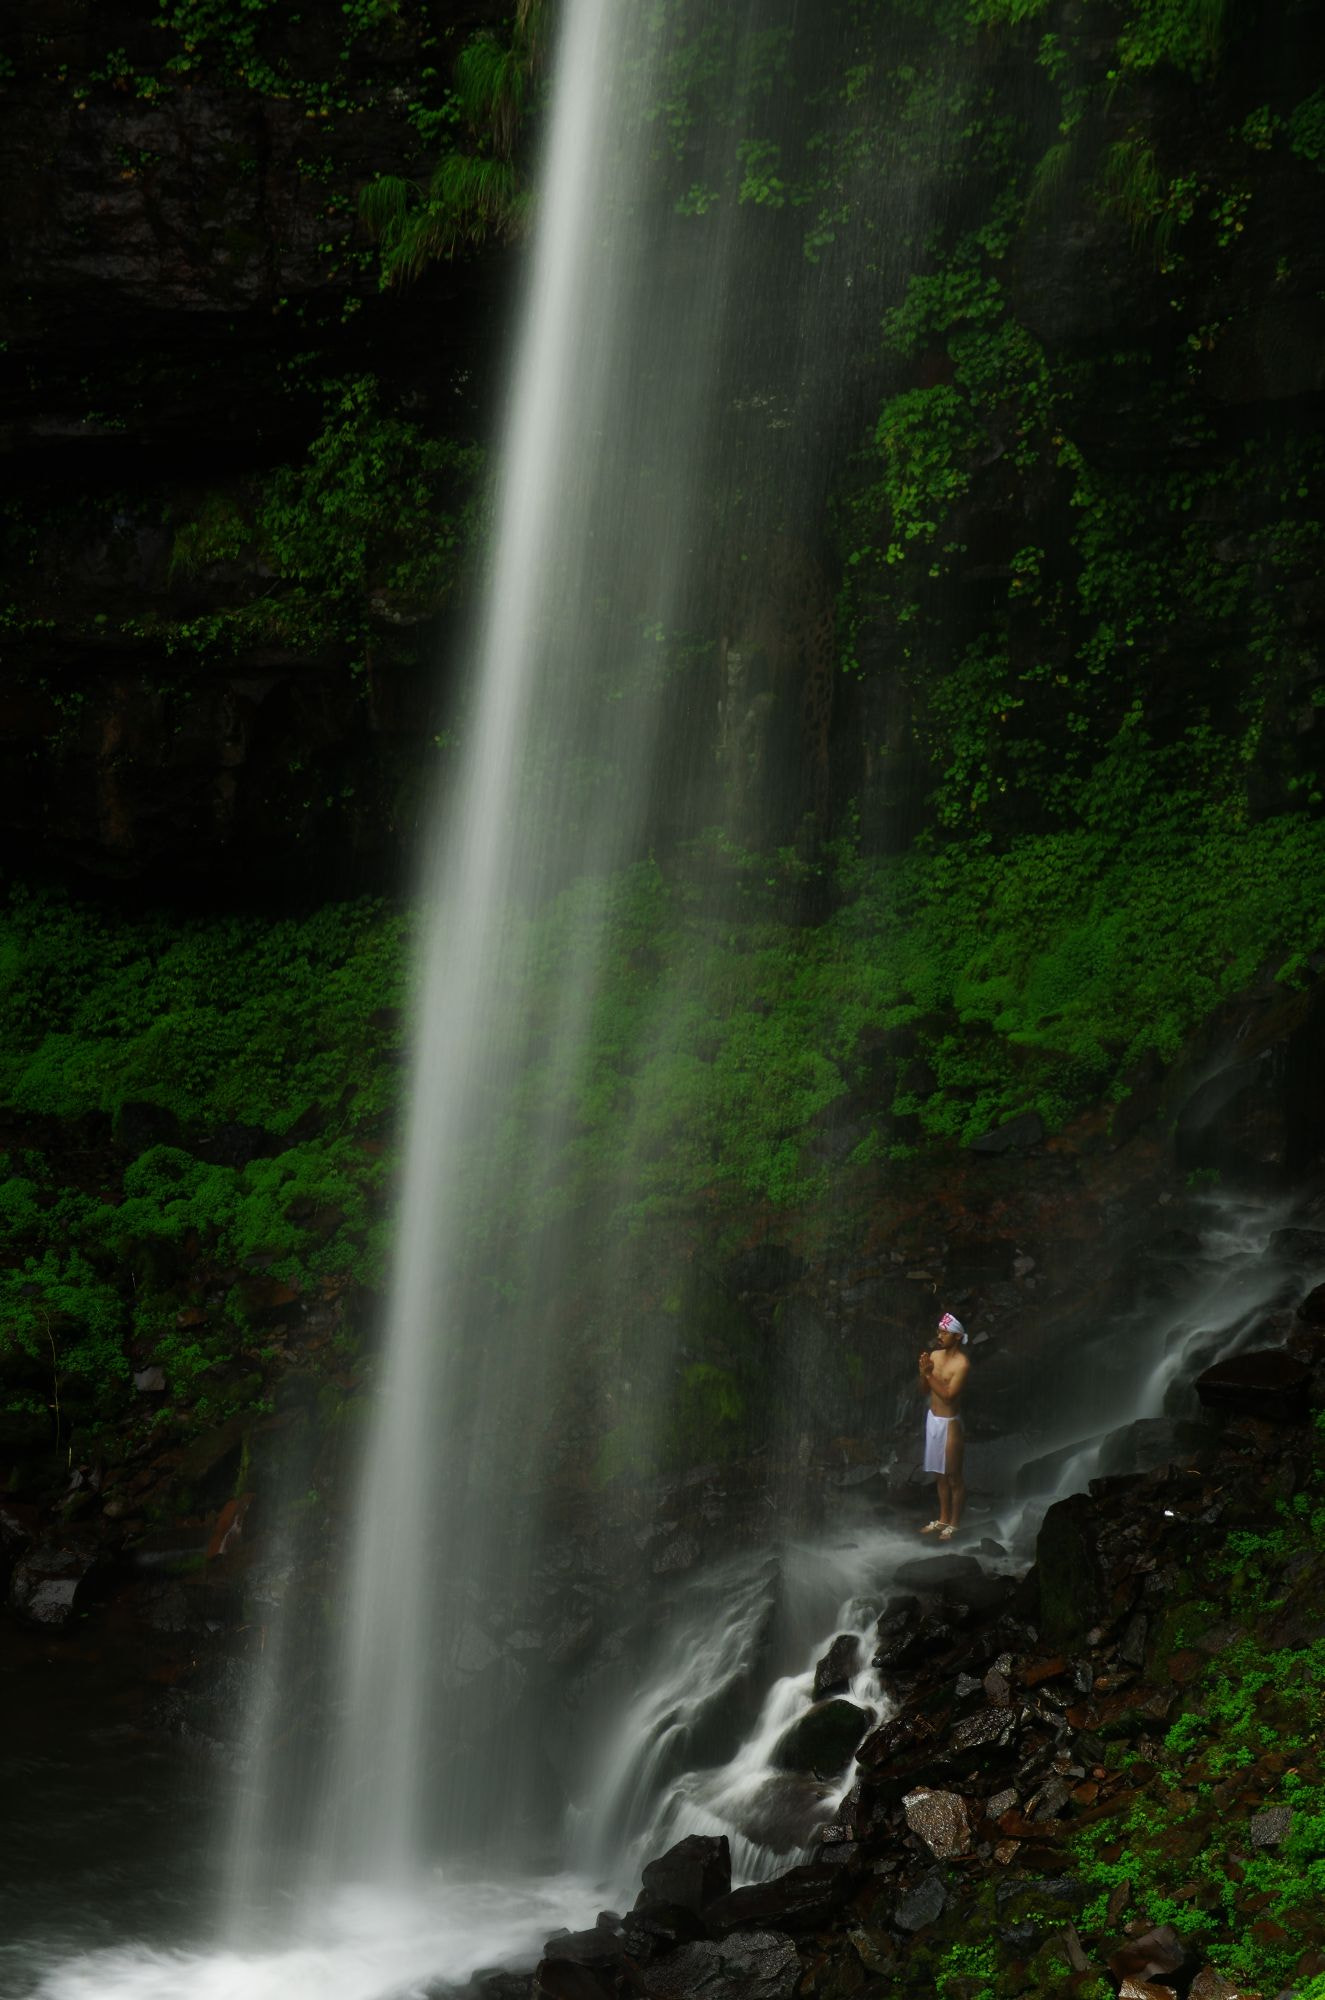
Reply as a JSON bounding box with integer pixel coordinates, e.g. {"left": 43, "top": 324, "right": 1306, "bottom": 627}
{"left": 917, "top": 1310, "right": 969, "bottom": 1540}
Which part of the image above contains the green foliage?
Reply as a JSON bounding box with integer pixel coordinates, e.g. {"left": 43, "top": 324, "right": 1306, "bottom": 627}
{"left": 1114, "top": 0, "right": 1227, "bottom": 79}
{"left": 360, "top": 6, "right": 544, "bottom": 284}
{"left": 1288, "top": 89, "right": 1325, "bottom": 170}
{"left": 164, "top": 375, "right": 484, "bottom": 662}
{"left": 0, "top": 891, "right": 407, "bottom": 1436}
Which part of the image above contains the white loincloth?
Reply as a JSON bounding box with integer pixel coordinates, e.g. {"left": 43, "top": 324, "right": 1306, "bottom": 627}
{"left": 924, "top": 1409, "right": 959, "bottom": 1474}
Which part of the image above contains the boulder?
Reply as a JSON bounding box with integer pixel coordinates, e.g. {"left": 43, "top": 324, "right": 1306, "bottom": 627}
{"left": 902, "top": 1788, "right": 973, "bottom": 1859}
{"left": 1250, "top": 1805, "right": 1291, "bottom": 1849}
{"left": 541, "top": 1930, "right": 624, "bottom": 1968}
{"left": 1297, "top": 1281, "right": 1325, "bottom": 1325}
{"left": 1095, "top": 1416, "right": 1216, "bottom": 1478}
{"left": 641, "top": 1931, "right": 800, "bottom": 2000}
{"left": 893, "top": 1869, "right": 946, "bottom": 1931}
{"left": 635, "top": 1834, "right": 731, "bottom": 1918}
{"left": 8, "top": 1537, "right": 105, "bottom": 1627}
{"left": 812, "top": 1633, "right": 861, "bottom": 1699}
{"left": 704, "top": 1865, "right": 848, "bottom": 1937}
{"left": 968, "top": 1111, "right": 1044, "bottom": 1155}
{"left": 619, "top": 1905, "right": 708, "bottom": 1960}
{"left": 1035, "top": 1493, "right": 1106, "bottom": 1647}
{"left": 1107, "top": 1925, "right": 1191, "bottom": 1986}
{"left": 1194, "top": 1349, "right": 1312, "bottom": 1423}
{"left": 770, "top": 1699, "right": 870, "bottom": 1779}
{"left": 1270, "top": 1227, "right": 1325, "bottom": 1264}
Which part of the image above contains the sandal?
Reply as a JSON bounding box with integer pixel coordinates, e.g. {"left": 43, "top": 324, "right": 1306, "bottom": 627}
{"left": 937, "top": 1525, "right": 956, "bottom": 1541}
{"left": 919, "top": 1519, "right": 945, "bottom": 1535}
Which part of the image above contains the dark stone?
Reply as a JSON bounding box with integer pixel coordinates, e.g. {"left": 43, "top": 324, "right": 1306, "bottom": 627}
{"left": 1034, "top": 1494, "right": 1105, "bottom": 1648}
{"left": 770, "top": 1699, "right": 870, "bottom": 1779}
{"left": 533, "top": 1960, "right": 610, "bottom": 2000}
{"left": 891, "top": 1554, "right": 987, "bottom": 1600}
{"left": 704, "top": 1865, "right": 848, "bottom": 1937}
{"left": 1250, "top": 1805, "right": 1292, "bottom": 1849}
{"left": 946, "top": 1707, "right": 1020, "bottom": 1760}
{"left": 893, "top": 1870, "right": 946, "bottom": 1932}
{"left": 541, "top": 1930, "right": 624, "bottom": 1968}
{"left": 7, "top": 1536, "right": 105, "bottom": 1627}
{"left": 619, "top": 1905, "right": 709, "bottom": 1960}
{"left": 642, "top": 1932, "right": 800, "bottom": 2000}
{"left": 1095, "top": 1416, "right": 1217, "bottom": 1478}
{"left": 812, "top": 1632, "right": 862, "bottom": 1699}
{"left": 902, "top": 1787, "right": 973, "bottom": 1858}
{"left": 635, "top": 1834, "right": 731, "bottom": 1918}
{"left": 968, "top": 1111, "right": 1044, "bottom": 1155}
{"left": 1194, "top": 1348, "right": 1312, "bottom": 1423}
{"left": 1106, "top": 1924, "right": 1191, "bottom": 1984}
{"left": 1297, "top": 1282, "right": 1325, "bottom": 1325}
{"left": 1270, "top": 1228, "right": 1325, "bottom": 1264}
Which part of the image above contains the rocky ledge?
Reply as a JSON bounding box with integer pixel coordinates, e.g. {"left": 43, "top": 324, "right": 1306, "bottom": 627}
{"left": 484, "top": 1338, "right": 1325, "bottom": 2000}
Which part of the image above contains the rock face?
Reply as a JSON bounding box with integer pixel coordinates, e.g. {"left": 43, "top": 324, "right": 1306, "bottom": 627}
{"left": 0, "top": 0, "right": 505, "bottom": 892}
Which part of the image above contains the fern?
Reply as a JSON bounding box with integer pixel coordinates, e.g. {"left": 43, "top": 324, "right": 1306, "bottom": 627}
{"left": 359, "top": 6, "right": 543, "bottom": 288}
{"left": 1097, "top": 137, "right": 1175, "bottom": 259}
{"left": 1027, "top": 139, "right": 1074, "bottom": 214}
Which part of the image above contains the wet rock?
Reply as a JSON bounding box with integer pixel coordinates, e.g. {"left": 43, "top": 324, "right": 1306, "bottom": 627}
{"left": 1096, "top": 1416, "right": 1217, "bottom": 1478}
{"left": 8, "top": 1537, "right": 105, "bottom": 1627}
{"left": 893, "top": 1869, "right": 946, "bottom": 1932}
{"left": 619, "top": 1905, "right": 709, "bottom": 1960}
{"left": 1188, "top": 1968, "right": 1252, "bottom": 2000}
{"left": 541, "top": 1930, "right": 624, "bottom": 1967}
{"left": 1297, "top": 1282, "right": 1325, "bottom": 1325}
{"left": 812, "top": 1633, "right": 861, "bottom": 1699}
{"left": 533, "top": 1960, "right": 610, "bottom": 2000}
{"left": 891, "top": 1553, "right": 991, "bottom": 1603}
{"left": 1194, "top": 1349, "right": 1312, "bottom": 1423}
{"left": 705, "top": 1865, "right": 849, "bottom": 1938}
{"left": 1035, "top": 1494, "right": 1106, "bottom": 1647}
{"left": 771, "top": 1699, "right": 870, "bottom": 1779}
{"left": 1107, "top": 1925, "right": 1191, "bottom": 1986}
{"left": 1250, "top": 1805, "right": 1292, "bottom": 1848}
{"left": 642, "top": 1931, "right": 800, "bottom": 2000}
{"left": 945, "top": 1706, "right": 1019, "bottom": 1761}
{"left": 133, "top": 1366, "right": 167, "bottom": 1394}
{"left": 1117, "top": 1980, "right": 1179, "bottom": 1999}
{"left": 635, "top": 1834, "right": 731, "bottom": 1918}
{"left": 902, "top": 1787, "right": 973, "bottom": 1859}
{"left": 1269, "top": 1227, "right": 1325, "bottom": 1264}
{"left": 968, "top": 1111, "right": 1044, "bottom": 1154}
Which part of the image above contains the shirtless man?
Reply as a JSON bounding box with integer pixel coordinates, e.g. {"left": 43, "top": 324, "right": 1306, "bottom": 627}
{"left": 917, "top": 1311, "right": 969, "bottom": 1540}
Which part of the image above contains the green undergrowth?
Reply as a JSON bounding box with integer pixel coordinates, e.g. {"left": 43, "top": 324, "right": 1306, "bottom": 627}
{"left": 0, "top": 894, "right": 408, "bottom": 1450}
{"left": 3, "top": 789, "right": 1319, "bottom": 1452}
{"left": 1062, "top": 1430, "right": 1325, "bottom": 1993}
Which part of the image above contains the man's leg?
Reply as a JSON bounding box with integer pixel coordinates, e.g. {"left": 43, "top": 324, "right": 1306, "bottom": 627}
{"left": 945, "top": 1422, "right": 966, "bottom": 1529}
{"left": 935, "top": 1473, "right": 952, "bottom": 1527}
